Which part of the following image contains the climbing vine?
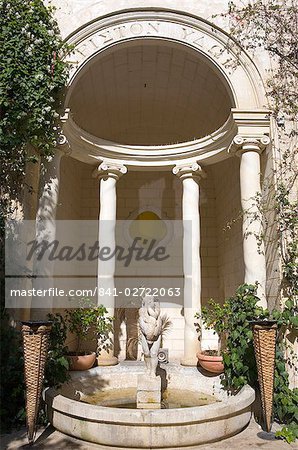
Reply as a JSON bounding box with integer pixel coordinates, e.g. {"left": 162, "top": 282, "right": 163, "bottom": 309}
{"left": 218, "top": 1, "right": 298, "bottom": 442}
{"left": 0, "top": 0, "right": 70, "bottom": 432}
{"left": 0, "top": 0, "right": 70, "bottom": 224}
{"left": 196, "top": 284, "right": 298, "bottom": 443}
{"left": 222, "top": 1, "right": 298, "bottom": 295}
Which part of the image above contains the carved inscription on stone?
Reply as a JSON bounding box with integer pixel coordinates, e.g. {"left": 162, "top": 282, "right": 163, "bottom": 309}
{"left": 69, "top": 20, "right": 239, "bottom": 79}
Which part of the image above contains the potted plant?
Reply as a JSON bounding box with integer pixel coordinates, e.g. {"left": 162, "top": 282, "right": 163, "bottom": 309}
{"left": 195, "top": 300, "right": 227, "bottom": 374}
{"left": 66, "top": 298, "right": 114, "bottom": 370}
{"left": 48, "top": 298, "right": 114, "bottom": 371}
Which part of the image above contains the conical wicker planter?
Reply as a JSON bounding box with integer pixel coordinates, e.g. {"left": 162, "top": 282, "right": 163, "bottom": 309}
{"left": 21, "top": 321, "right": 52, "bottom": 444}
{"left": 251, "top": 320, "right": 277, "bottom": 432}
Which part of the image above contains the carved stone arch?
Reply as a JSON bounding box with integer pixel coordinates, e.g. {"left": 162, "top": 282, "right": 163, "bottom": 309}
{"left": 60, "top": 8, "right": 270, "bottom": 168}
{"left": 64, "top": 8, "right": 267, "bottom": 110}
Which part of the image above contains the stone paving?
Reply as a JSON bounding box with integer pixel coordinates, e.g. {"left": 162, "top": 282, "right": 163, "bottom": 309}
{"left": 1, "top": 420, "right": 297, "bottom": 450}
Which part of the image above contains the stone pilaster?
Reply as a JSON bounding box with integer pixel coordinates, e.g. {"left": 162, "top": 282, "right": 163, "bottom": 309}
{"left": 31, "top": 141, "right": 70, "bottom": 319}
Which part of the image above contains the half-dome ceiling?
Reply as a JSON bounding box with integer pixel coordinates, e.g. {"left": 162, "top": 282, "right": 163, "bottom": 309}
{"left": 69, "top": 41, "right": 233, "bottom": 146}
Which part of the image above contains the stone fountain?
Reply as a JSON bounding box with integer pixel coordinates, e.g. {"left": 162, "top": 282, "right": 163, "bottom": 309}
{"left": 44, "top": 295, "right": 255, "bottom": 448}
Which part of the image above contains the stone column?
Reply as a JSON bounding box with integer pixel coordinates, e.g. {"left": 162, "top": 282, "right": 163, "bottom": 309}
{"left": 232, "top": 135, "right": 270, "bottom": 308}
{"left": 173, "top": 162, "right": 206, "bottom": 366}
{"left": 93, "top": 160, "right": 127, "bottom": 365}
{"left": 31, "top": 138, "right": 70, "bottom": 319}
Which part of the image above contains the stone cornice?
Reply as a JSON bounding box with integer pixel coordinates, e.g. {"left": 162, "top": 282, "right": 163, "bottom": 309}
{"left": 172, "top": 162, "right": 206, "bottom": 180}
{"left": 92, "top": 160, "right": 128, "bottom": 180}
{"left": 228, "top": 109, "right": 271, "bottom": 155}
{"left": 60, "top": 109, "right": 272, "bottom": 168}
{"left": 62, "top": 113, "right": 237, "bottom": 168}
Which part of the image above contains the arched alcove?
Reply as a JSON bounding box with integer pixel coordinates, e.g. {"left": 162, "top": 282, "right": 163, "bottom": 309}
{"left": 69, "top": 40, "right": 233, "bottom": 145}
{"left": 52, "top": 9, "right": 271, "bottom": 362}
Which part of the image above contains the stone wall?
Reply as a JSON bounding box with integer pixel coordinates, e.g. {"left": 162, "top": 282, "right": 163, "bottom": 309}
{"left": 212, "top": 156, "right": 244, "bottom": 301}
{"left": 116, "top": 170, "right": 221, "bottom": 360}
{"left": 117, "top": 171, "right": 183, "bottom": 360}
{"left": 261, "top": 138, "right": 282, "bottom": 311}
{"left": 55, "top": 163, "right": 222, "bottom": 361}
{"left": 56, "top": 156, "right": 86, "bottom": 219}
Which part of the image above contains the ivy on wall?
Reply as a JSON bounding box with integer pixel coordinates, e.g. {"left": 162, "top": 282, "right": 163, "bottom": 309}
{"left": 219, "top": 1, "right": 298, "bottom": 443}
{"left": 0, "top": 0, "right": 70, "bottom": 432}
{"left": 197, "top": 284, "right": 298, "bottom": 443}
{"left": 0, "top": 0, "right": 70, "bottom": 223}
{"left": 224, "top": 0, "right": 298, "bottom": 322}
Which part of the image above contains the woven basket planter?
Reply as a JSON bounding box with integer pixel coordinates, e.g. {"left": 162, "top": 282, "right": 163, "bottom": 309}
{"left": 21, "top": 321, "right": 52, "bottom": 444}
{"left": 251, "top": 320, "right": 277, "bottom": 432}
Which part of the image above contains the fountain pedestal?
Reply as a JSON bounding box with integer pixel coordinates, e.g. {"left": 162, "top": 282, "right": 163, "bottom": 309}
{"left": 137, "top": 374, "right": 161, "bottom": 409}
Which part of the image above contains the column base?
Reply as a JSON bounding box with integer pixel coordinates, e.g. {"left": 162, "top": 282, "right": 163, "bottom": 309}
{"left": 180, "top": 357, "right": 198, "bottom": 367}
{"left": 97, "top": 355, "right": 118, "bottom": 366}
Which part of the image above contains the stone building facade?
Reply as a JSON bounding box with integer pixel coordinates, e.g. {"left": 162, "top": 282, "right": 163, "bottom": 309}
{"left": 19, "top": 1, "right": 288, "bottom": 369}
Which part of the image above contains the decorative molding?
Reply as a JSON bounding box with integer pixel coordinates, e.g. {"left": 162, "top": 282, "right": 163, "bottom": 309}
{"left": 229, "top": 134, "right": 271, "bottom": 156}
{"left": 56, "top": 135, "right": 71, "bottom": 156}
{"left": 55, "top": 108, "right": 71, "bottom": 154}
{"left": 172, "top": 162, "right": 206, "bottom": 180}
{"left": 92, "top": 160, "right": 128, "bottom": 180}
{"left": 57, "top": 10, "right": 272, "bottom": 169}
{"left": 228, "top": 109, "right": 271, "bottom": 155}
{"left": 62, "top": 112, "right": 236, "bottom": 167}
{"left": 60, "top": 109, "right": 272, "bottom": 168}
{"left": 64, "top": 9, "right": 266, "bottom": 109}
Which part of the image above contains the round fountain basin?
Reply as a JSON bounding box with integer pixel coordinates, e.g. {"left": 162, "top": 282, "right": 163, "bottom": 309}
{"left": 44, "top": 363, "right": 255, "bottom": 448}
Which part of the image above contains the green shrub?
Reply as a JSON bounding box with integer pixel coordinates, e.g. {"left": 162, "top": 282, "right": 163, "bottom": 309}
{"left": 195, "top": 283, "right": 298, "bottom": 436}
{"left": 45, "top": 313, "right": 70, "bottom": 388}
{"left": 276, "top": 422, "right": 298, "bottom": 444}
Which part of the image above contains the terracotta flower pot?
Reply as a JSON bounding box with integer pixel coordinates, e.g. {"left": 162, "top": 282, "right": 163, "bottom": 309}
{"left": 196, "top": 351, "right": 224, "bottom": 374}
{"left": 67, "top": 352, "right": 96, "bottom": 371}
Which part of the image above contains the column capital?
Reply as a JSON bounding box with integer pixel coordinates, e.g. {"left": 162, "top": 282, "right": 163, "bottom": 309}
{"left": 92, "top": 160, "right": 128, "bottom": 181}
{"left": 55, "top": 108, "right": 71, "bottom": 155}
{"left": 55, "top": 136, "right": 71, "bottom": 156}
{"left": 172, "top": 162, "right": 206, "bottom": 180}
{"left": 229, "top": 135, "right": 270, "bottom": 156}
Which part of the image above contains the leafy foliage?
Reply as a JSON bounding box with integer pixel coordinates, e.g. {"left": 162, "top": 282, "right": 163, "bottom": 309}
{"left": 0, "top": 1, "right": 70, "bottom": 430}
{"left": 226, "top": 0, "right": 298, "bottom": 120}
{"left": 276, "top": 422, "right": 298, "bottom": 444}
{"left": 0, "top": 0, "right": 70, "bottom": 221}
{"left": 273, "top": 342, "right": 298, "bottom": 427}
{"left": 58, "top": 298, "right": 114, "bottom": 356}
{"left": 196, "top": 284, "right": 268, "bottom": 388}
{"left": 196, "top": 283, "right": 298, "bottom": 429}
{"left": 45, "top": 313, "right": 70, "bottom": 387}
{"left": 195, "top": 299, "right": 230, "bottom": 355}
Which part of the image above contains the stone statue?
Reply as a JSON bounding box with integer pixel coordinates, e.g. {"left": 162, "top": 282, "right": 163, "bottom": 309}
{"left": 138, "top": 295, "right": 162, "bottom": 378}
